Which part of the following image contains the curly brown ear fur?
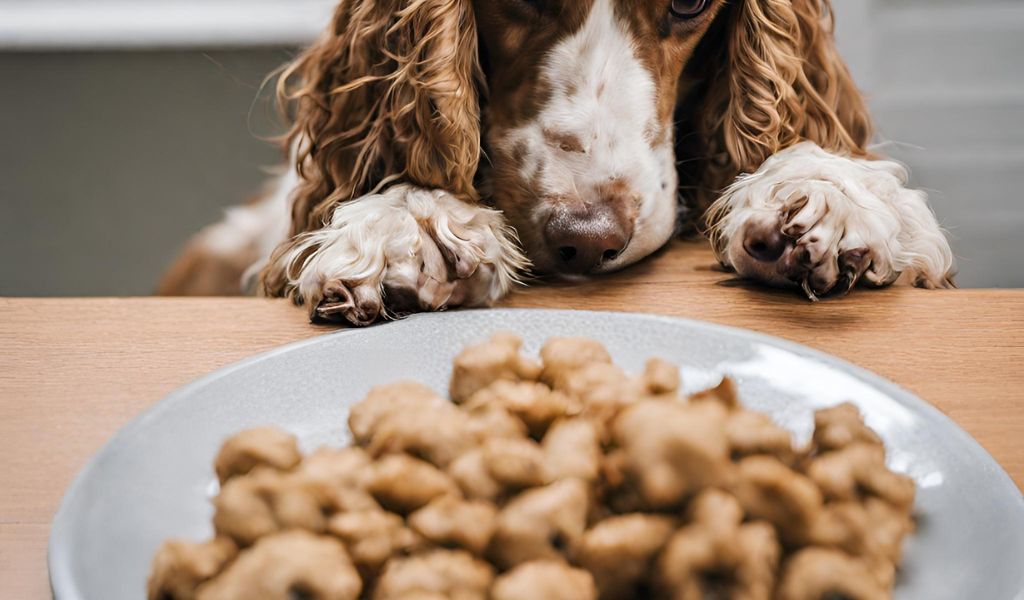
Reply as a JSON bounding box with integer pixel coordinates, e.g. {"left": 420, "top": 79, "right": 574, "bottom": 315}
{"left": 679, "top": 0, "right": 873, "bottom": 223}
{"left": 259, "top": 0, "right": 483, "bottom": 295}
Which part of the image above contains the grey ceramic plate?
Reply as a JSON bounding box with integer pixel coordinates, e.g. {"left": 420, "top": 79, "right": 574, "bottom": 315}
{"left": 49, "top": 309, "right": 1024, "bottom": 599}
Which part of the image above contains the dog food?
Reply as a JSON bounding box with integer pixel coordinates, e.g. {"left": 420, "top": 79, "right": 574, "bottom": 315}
{"left": 149, "top": 333, "right": 915, "bottom": 599}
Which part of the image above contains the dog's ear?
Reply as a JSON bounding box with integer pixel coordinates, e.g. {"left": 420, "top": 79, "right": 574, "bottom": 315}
{"left": 278, "top": 0, "right": 484, "bottom": 236}
{"left": 693, "top": 0, "right": 873, "bottom": 199}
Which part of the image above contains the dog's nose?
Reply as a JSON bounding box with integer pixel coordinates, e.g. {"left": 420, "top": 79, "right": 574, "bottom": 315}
{"left": 742, "top": 221, "right": 788, "bottom": 262}
{"left": 544, "top": 206, "right": 629, "bottom": 274}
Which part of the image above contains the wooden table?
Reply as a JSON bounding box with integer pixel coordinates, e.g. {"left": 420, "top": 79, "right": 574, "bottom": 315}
{"left": 2, "top": 241, "right": 1022, "bottom": 598}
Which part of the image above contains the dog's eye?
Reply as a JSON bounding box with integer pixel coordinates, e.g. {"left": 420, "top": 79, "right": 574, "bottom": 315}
{"left": 669, "top": 0, "right": 708, "bottom": 19}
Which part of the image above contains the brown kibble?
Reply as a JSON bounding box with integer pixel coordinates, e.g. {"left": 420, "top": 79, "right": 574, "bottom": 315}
{"left": 464, "top": 402, "right": 527, "bottom": 441}
{"left": 155, "top": 336, "right": 913, "bottom": 600}
{"left": 656, "top": 490, "right": 779, "bottom": 600}
{"left": 543, "top": 418, "right": 602, "bottom": 482}
{"left": 812, "top": 402, "right": 882, "bottom": 452}
{"left": 612, "top": 400, "right": 730, "bottom": 508}
{"left": 466, "top": 379, "right": 579, "bottom": 437}
{"left": 368, "top": 454, "right": 459, "bottom": 513}
{"left": 689, "top": 377, "right": 739, "bottom": 410}
{"left": 775, "top": 547, "right": 888, "bottom": 600}
{"left": 448, "top": 449, "right": 503, "bottom": 502}
{"left": 539, "top": 337, "right": 613, "bottom": 390}
{"left": 213, "top": 427, "right": 301, "bottom": 484}
{"left": 148, "top": 537, "right": 237, "bottom": 600}
{"left": 642, "top": 357, "right": 681, "bottom": 395}
{"left": 807, "top": 442, "right": 915, "bottom": 509}
{"left": 449, "top": 332, "right": 542, "bottom": 403}
{"left": 212, "top": 468, "right": 325, "bottom": 546}
{"left": 408, "top": 495, "right": 498, "bottom": 555}
{"left": 327, "top": 509, "right": 419, "bottom": 572}
{"left": 558, "top": 362, "right": 644, "bottom": 425}
{"left": 349, "top": 381, "right": 447, "bottom": 444}
{"left": 732, "top": 456, "right": 823, "bottom": 543}
{"left": 365, "top": 401, "right": 475, "bottom": 468}
{"left": 483, "top": 437, "right": 550, "bottom": 488}
{"left": 726, "top": 409, "right": 796, "bottom": 463}
{"left": 294, "top": 447, "right": 377, "bottom": 511}
{"left": 577, "top": 513, "right": 676, "bottom": 599}
{"left": 488, "top": 479, "right": 589, "bottom": 569}
{"left": 491, "top": 560, "right": 597, "bottom": 600}
{"left": 196, "top": 531, "right": 361, "bottom": 600}
{"left": 372, "top": 549, "right": 493, "bottom": 600}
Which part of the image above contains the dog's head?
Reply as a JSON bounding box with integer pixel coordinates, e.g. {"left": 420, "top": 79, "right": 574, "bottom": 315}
{"left": 280, "top": 0, "right": 869, "bottom": 276}
{"left": 474, "top": 0, "right": 725, "bottom": 274}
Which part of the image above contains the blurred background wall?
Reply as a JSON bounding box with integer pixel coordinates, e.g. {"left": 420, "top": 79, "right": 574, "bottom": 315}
{"left": 0, "top": 0, "right": 1021, "bottom": 295}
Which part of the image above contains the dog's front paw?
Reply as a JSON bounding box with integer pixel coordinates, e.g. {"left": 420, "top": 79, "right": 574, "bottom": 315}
{"left": 708, "top": 143, "right": 954, "bottom": 299}
{"left": 274, "top": 185, "right": 527, "bottom": 325}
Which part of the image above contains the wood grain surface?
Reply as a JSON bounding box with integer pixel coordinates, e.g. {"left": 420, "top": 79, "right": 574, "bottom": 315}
{"left": 2, "top": 241, "right": 1022, "bottom": 598}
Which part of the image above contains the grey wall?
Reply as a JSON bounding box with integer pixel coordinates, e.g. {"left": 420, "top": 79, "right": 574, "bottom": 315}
{"left": 1, "top": 2, "right": 1021, "bottom": 295}
{"left": 834, "top": 0, "right": 1024, "bottom": 288}
{"left": 0, "top": 49, "right": 289, "bottom": 295}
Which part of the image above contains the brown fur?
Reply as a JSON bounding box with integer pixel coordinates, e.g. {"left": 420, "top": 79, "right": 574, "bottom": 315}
{"left": 687, "top": 0, "right": 873, "bottom": 228}
{"left": 260, "top": 0, "right": 485, "bottom": 296}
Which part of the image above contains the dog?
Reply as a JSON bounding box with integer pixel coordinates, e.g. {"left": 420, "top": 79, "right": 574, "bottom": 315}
{"left": 159, "top": 0, "right": 955, "bottom": 323}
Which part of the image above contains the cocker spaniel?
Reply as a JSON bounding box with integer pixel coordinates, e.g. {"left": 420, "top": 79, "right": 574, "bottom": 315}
{"left": 160, "top": 0, "right": 955, "bottom": 323}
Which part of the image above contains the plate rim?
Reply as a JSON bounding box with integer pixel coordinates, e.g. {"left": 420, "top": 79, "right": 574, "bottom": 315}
{"left": 47, "top": 307, "right": 1024, "bottom": 599}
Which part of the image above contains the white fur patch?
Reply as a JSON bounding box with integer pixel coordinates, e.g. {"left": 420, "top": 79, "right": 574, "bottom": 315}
{"left": 271, "top": 184, "right": 527, "bottom": 321}
{"left": 709, "top": 142, "right": 955, "bottom": 291}
{"left": 494, "top": 0, "right": 677, "bottom": 270}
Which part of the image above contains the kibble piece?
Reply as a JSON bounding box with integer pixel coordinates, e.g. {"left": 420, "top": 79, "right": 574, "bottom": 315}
{"left": 488, "top": 478, "right": 590, "bottom": 569}
{"left": 812, "top": 403, "right": 882, "bottom": 452}
{"left": 807, "top": 443, "right": 915, "bottom": 509}
{"left": 213, "top": 427, "right": 301, "bottom": 484}
{"left": 349, "top": 381, "right": 448, "bottom": 444}
{"left": 612, "top": 400, "right": 730, "bottom": 509}
{"left": 295, "top": 447, "right": 378, "bottom": 512}
{"left": 372, "top": 549, "right": 493, "bottom": 600}
{"left": 365, "top": 401, "right": 475, "bottom": 468}
{"left": 464, "top": 403, "right": 527, "bottom": 441}
{"left": 212, "top": 468, "right": 325, "bottom": 545}
{"left": 732, "top": 456, "right": 823, "bottom": 543}
{"left": 559, "top": 363, "right": 644, "bottom": 425}
{"left": 726, "top": 410, "right": 796, "bottom": 463}
{"left": 807, "top": 498, "right": 913, "bottom": 589}
{"left": 196, "top": 531, "right": 361, "bottom": 600}
{"left": 483, "top": 437, "right": 550, "bottom": 488}
{"left": 689, "top": 377, "right": 739, "bottom": 410}
{"left": 656, "top": 490, "right": 779, "bottom": 600}
{"left": 642, "top": 358, "right": 681, "bottom": 395}
{"left": 577, "top": 514, "right": 676, "bottom": 599}
{"left": 539, "top": 337, "right": 613, "bottom": 390}
{"left": 775, "top": 547, "right": 888, "bottom": 600}
{"left": 327, "top": 509, "right": 420, "bottom": 572}
{"left": 148, "top": 537, "right": 237, "bottom": 600}
{"left": 466, "top": 380, "right": 578, "bottom": 436}
{"left": 543, "top": 418, "right": 602, "bottom": 482}
{"left": 449, "top": 333, "right": 542, "bottom": 403}
{"left": 408, "top": 495, "right": 498, "bottom": 555}
{"left": 447, "top": 449, "right": 503, "bottom": 502}
{"left": 491, "top": 560, "right": 597, "bottom": 600}
{"left": 368, "top": 454, "right": 459, "bottom": 513}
